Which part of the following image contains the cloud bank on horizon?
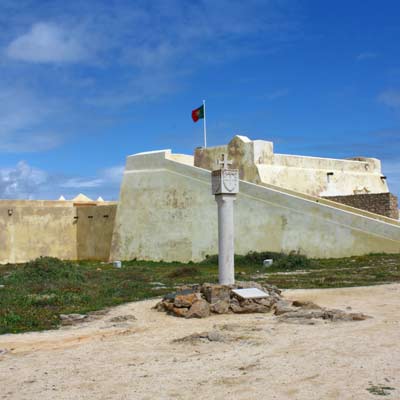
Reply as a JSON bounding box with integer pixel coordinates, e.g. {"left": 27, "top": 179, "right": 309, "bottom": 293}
{"left": 0, "top": 0, "right": 399, "bottom": 200}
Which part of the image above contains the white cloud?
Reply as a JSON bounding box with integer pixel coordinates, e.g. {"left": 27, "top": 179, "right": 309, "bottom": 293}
{"left": 0, "top": 161, "right": 124, "bottom": 200}
{"left": 357, "top": 52, "right": 377, "bottom": 61}
{"left": 378, "top": 89, "right": 400, "bottom": 110}
{"left": 101, "top": 165, "right": 124, "bottom": 184}
{"left": 0, "top": 1, "right": 299, "bottom": 151}
{"left": 57, "top": 165, "right": 124, "bottom": 197}
{"left": 6, "top": 22, "right": 90, "bottom": 64}
{"left": 60, "top": 178, "right": 103, "bottom": 189}
{"left": 0, "top": 161, "right": 48, "bottom": 199}
{"left": 266, "top": 88, "right": 289, "bottom": 100}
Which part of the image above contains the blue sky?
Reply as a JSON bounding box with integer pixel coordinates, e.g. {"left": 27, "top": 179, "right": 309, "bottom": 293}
{"left": 0, "top": 0, "right": 399, "bottom": 200}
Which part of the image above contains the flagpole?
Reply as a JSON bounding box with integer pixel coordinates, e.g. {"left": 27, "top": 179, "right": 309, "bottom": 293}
{"left": 203, "top": 99, "right": 207, "bottom": 148}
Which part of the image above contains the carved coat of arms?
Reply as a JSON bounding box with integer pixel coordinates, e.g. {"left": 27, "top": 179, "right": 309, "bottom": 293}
{"left": 222, "top": 170, "right": 238, "bottom": 192}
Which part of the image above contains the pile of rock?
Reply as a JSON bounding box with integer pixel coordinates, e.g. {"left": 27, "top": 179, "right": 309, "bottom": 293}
{"left": 155, "top": 281, "right": 370, "bottom": 322}
{"left": 274, "top": 299, "right": 370, "bottom": 322}
{"left": 154, "top": 281, "right": 282, "bottom": 318}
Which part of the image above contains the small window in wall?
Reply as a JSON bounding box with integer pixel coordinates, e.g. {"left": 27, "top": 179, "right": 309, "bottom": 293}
{"left": 327, "top": 172, "right": 334, "bottom": 183}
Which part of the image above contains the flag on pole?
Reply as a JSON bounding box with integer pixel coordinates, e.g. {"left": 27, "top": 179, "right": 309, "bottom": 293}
{"left": 191, "top": 105, "right": 204, "bottom": 122}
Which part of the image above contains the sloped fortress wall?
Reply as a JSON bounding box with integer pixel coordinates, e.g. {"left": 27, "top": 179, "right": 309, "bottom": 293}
{"left": 194, "top": 136, "right": 389, "bottom": 197}
{"left": 110, "top": 150, "right": 400, "bottom": 263}
{"left": 0, "top": 200, "right": 117, "bottom": 264}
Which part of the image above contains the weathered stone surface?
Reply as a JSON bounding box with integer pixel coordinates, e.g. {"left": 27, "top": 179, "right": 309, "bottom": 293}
{"left": 201, "top": 284, "right": 230, "bottom": 304}
{"left": 292, "top": 300, "right": 321, "bottom": 309}
{"left": 322, "top": 309, "right": 370, "bottom": 322}
{"left": 154, "top": 301, "right": 167, "bottom": 312}
{"left": 155, "top": 298, "right": 190, "bottom": 317}
{"left": 253, "top": 297, "right": 275, "bottom": 307}
{"left": 173, "top": 330, "right": 226, "bottom": 343}
{"left": 163, "top": 289, "right": 195, "bottom": 301}
{"left": 273, "top": 300, "right": 297, "bottom": 315}
{"left": 234, "top": 281, "right": 265, "bottom": 291}
{"left": 60, "top": 313, "right": 88, "bottom": 326}
{"left": 171, "top": 307, "right": 189, "bottom": 318}
{"left": 163, "top": 302, "right": 175, "bottom": 312}
{"left": 174, "top": 293, "right": 201, "bottom": 308}
{"left": 278, "top": 307, "right": 371, "bottom": 323}
{"left": 279, "top": 310, "right": 325, "bottom": 320}
{"left": 230, "top": 298, "right": 270, "bottom": 314}
{"left": 186, "top": 299, "right": 210, "bottom": 318}
{"left": 108, "top": 315, "right": 136, "bottom": 323}
{"left": 210, "top": 300, "right": 230, "bottom": 314}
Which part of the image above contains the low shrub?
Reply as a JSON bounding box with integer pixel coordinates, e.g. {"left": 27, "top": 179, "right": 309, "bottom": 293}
{"left": 202, "top": 251, "right": 314, "bottom": 270}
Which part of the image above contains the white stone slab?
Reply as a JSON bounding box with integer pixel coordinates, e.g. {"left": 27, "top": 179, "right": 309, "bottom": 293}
{"left": 232, "top": 288, "right": 269, "bottom": 299}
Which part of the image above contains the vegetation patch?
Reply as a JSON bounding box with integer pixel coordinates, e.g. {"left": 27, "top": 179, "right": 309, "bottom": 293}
{"left": 366, "top": 384, "right": 395, "bottom": 396}
{"left": 1, "top": 253, "right": 400, "bottom": 334}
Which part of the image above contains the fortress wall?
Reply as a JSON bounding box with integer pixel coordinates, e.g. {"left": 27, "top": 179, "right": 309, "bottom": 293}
{"left": 272, "top": 153, "right": 381, "bottom": 172}
{"left": 167, "top": 153, "right": 194, "bottom": 166}
{"left": 77, "top": 205, "right": 117, "bottom": 260}
{"left": 0, "top": 200, "right": 117, "bottom": 264}
{"left": 257, "top": 164, "right": 388, "bottom": 197}
{"left": 194, "top": 136, "right": 389, "bottom": 197}
{"left": 0, "top": 201, "right": 78, "bottom": 264}
{"left": 323, "top": 193, "right": 399, "bottom": 220}
{"left": 110, "top": 151, "right": 400, "bottom": 263}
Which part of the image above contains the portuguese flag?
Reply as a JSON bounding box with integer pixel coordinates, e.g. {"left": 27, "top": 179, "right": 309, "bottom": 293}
{"left": 191, "top": 105, "right": 204, "bottom": 122}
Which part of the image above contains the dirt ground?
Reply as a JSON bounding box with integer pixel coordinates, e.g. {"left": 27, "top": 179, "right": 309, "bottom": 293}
{"left": 1, "top": 284, "right": 399, "bottom": 400}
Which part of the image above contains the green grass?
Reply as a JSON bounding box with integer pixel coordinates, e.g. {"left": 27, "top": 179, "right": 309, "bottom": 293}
{"left": 1, "top": 252, "right": 400, "bottom": 334}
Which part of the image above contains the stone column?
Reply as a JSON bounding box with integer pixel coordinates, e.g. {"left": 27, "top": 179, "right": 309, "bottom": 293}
{"left": 215, "top": 194, "right": 236, "bottom": 285}
{"left": 211, "top": 154, "right": 239, "bottom": 286}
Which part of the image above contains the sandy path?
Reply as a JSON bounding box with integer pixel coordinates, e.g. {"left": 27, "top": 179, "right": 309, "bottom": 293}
{"left": 0, "top": 284, "right": 399, "bottom": 399}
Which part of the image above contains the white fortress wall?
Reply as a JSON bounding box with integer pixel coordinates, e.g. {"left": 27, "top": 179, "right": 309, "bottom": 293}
{"left": 110, "top": 150, "right": 400, "bottom": 263}
{"left": 194, "top": 136, "right": 389, "bottom": 197}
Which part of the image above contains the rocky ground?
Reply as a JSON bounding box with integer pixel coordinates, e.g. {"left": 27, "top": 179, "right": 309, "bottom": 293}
{"left": 0, "top": 284, "right": 399, "bottom": 399}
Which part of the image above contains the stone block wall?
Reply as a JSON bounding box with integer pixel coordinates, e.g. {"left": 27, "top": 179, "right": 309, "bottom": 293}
{"left": 323, "top": 193, "right": 399, "bottom": 220}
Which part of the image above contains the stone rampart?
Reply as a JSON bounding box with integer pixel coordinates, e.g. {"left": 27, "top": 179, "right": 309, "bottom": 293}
{"left": 194, "top": 135, "right": 389, "bottom": 197}
{"left": 323, "top": 193, "right": 399, "bottom": 220}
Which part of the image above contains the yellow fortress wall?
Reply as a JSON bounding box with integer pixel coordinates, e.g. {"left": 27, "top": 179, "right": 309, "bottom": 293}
{"left": 0, "top": 200, "right": 117, "bottom": 264}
